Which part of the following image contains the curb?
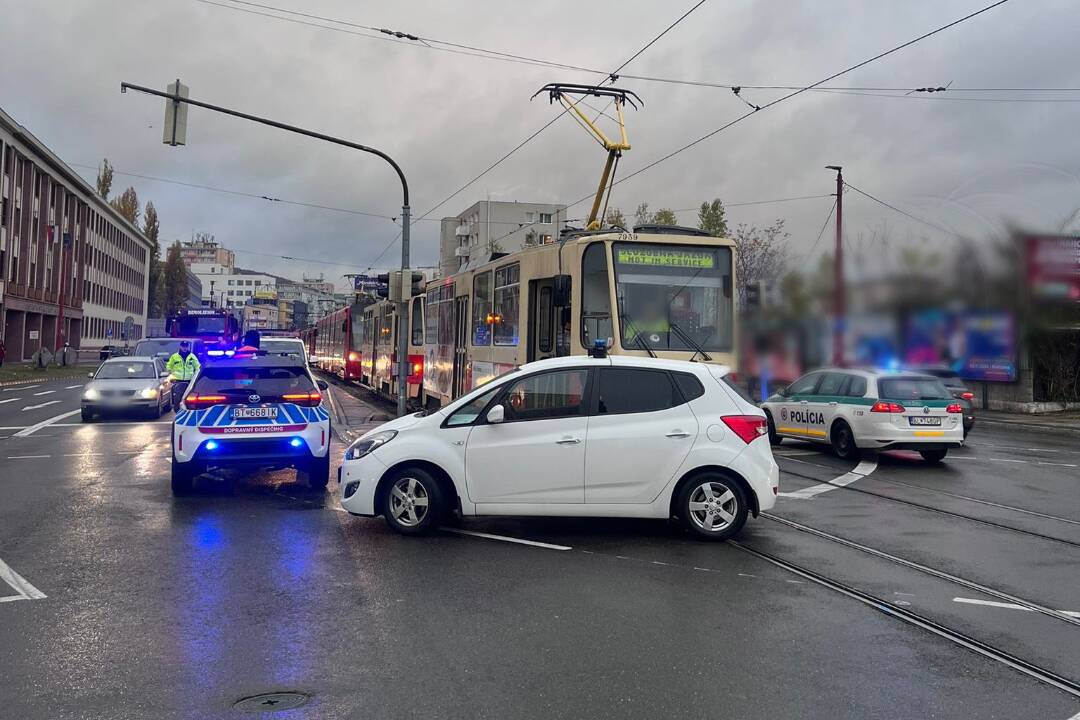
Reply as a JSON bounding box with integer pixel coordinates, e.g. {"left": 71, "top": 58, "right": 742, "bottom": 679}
{"left": 975, "top": 416, "right": 1080, "bottom": 436}
{"left": 0, "top": 374, "right": 86, "bottom": 388}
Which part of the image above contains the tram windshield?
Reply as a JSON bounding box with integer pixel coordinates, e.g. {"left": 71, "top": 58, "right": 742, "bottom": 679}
{"left": 613, "top": 243, "right": 733, "bottom": 352}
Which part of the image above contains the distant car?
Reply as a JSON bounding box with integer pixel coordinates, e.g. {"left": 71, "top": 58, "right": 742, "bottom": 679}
{"left": 170, "top": 354, "right": 332, "bottom": 495}
{"left": 339, "top": 355, "right": 779, "bottom": 541}
{"left": 909, "top": 367, "right": 976, "bottom": 437}
{"left": 98, "top": 344, "right": 126, "bottom": 361}
{"left": 761, "top": 368, "right": 964, "bottom": 463}
{"left": 259, "top": 337, "right": 308, "bottom": 365}
{"left": 133, "top": 337, "right": 206, "bottom": 362}
{"left": 82, "top": 356, "right": 172, "bottom": 421}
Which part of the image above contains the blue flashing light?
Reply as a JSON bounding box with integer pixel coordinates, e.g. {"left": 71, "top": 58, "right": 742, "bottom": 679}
{"left": 289, "top": 437, "right": 303, "bottom": 448}
{"left": 205, "top": 440, "right": 220, "bottom": 451}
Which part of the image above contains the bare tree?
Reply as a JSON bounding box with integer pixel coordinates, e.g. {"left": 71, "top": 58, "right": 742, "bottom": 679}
{"left": 95, "top": 158, "right": 114, "bottom": 200}
{"left": 733, "top": 219, "right": 790, "bottom": 305}
{"left": 605, "top": 207, "right": 627, "bottom": 229}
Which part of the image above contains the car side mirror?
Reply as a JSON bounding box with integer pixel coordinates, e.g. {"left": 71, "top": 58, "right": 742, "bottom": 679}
{"left": 317, "top": 379, "right": 329, "bottom": 390}
{"left": 87, "top": 372, "right": 94, "bottom": 379}
{"left": 486, "top": 404, "right": 505, "bottom": 424}
{"left": 160, "top": 371, "right": 170, "bottom": 378}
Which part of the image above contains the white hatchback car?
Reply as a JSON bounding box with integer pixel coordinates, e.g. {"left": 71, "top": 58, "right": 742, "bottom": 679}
{"left": 339, "top": 355, "right": 779, "bottom": 540}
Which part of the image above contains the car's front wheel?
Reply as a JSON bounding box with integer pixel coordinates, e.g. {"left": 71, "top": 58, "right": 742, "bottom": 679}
{"left": 679, "top": 474, "right": 749, "bottom": 541}
{"left": 81, "top": 408, "right": 93, "bottom": 423}
{"left": 382, "top": 467, "right": 442, "bottom": 536}
{"left": 298, "top": 454, "right": 330, "bottom": 490}
{"left": 920, "top": 448, "right": 948, "bottom": 463}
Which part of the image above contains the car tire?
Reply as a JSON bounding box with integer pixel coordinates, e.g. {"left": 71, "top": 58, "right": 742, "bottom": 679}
{"left": 920, "top": 448, "right": 948, "bottom": 463}
{"left": 382, "top": 467, "right": 442, "bottom": 536}
{"left": 171, "top": 458, "right": 195, "bottom": 495}
{"left": 831, "top": 420, "right": 860, "bottom": 460}
{"left": 765, "top": 411, "right": 781, "bottom": 446}
{"left": 299, "top": 454, "right": 331, "bottom": 490}
{"left": 81, "top": 408, "right": 93, "bottom": 423}
{"left": 678, "top": 473, "right": 749, "bottom": 541}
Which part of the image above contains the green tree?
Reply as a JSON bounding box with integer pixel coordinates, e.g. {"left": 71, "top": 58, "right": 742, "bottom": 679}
{"left": 652, "top": 208, "right": 678, "bottom": 225}
{"left": 162, "top": 242, "right": 189, "bottom": 317}
{"left": 143, "top": 201, "right": 164, "bottom": 317}
{"left": 96, "top": 158, "right": 113, "bottom": 200}
{"left": 697, "top": 199, "right": 728, "bottom": 238}
{"left": 110, "top": 186, "right": 140, "bottom": 224}
{"left": 634, "top": 202, "right": 652, "bottom": 226}
{"left": 605, "top": 207, "right": 627, "bottom": 229}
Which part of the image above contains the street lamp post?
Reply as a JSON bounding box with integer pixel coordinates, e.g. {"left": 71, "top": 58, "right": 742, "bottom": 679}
{"left": 826, "top": 165, "right": 844, "bottom": 366}
{"left": 121, "top": 79, "right": 413, "bottom": 415}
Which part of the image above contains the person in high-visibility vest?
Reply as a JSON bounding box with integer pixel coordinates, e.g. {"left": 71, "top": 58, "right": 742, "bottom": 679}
{"left": 624, "top": 287, "right": 671, "bottom": 348}
{"left": 166, "top": 341, "right": 201, "bottom": 407}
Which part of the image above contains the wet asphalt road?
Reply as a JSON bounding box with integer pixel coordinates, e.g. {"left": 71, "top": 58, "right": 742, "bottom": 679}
{"left": 1, "top": 376, "right": 1079, "bottom": 719}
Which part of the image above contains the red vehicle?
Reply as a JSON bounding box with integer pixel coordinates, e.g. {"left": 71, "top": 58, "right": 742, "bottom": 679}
{"left": 310, "top": 299, "right": 373, "bottom": 381}
{"left": 168, "top": 308, "right": 241, "bottom": 355}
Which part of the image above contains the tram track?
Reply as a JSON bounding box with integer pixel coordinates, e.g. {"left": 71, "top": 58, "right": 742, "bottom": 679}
{"left": 728, "top": 539, "right": 1080, "bottom": 699}
{"left": 778, "top": 464, "right": 1080, "bottom": 549}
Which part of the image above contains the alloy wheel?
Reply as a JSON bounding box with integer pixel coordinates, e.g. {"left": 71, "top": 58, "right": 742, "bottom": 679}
{"left": 389, "top": 477, "right": 430, "bottom": 527}
{"left": 687, "top": 481, "right": 738, "bottom": 533}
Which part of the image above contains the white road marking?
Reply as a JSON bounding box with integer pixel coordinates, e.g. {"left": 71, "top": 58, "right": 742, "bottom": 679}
{"left": 21, "top": 400, "right": 62, "bottom": 411}
{"left": 13, "top": 409, "right": 81, "bottom": 437}
{"left": 53, "top": 420, "right": 172, "bottom": 427}
{"left": 65, "top": 385, "right": 83, "bottom": 389}
{"left": 953, "top": 597, "right": 1080, "bottom": 618}
{"left": 5, "top": 455, "right": 50, "bottom": 459}
{"left": 63, "top": 453, "right": 103, "bottom": 457}
{"left": 989, "top": 458, "right": 1025, "bottom": 463}
{"left": 3, "top": 384, "right": 40, "bottom": 392}
{"left": 0, "top": 398, "right": 20, "bottom": 405}
{"left": 441, "top": 528, "right": 571, "bottom": 550}
{"left": 1037, "top": 461, "right": 1079, "bottom": 468}
{"left": 779, "top": 457, "right": 877, "bottom": 499}
{"left": 32, "top": 390, "right": 55, "bottom": 396}
{"left": 0, "top": 557, "right": 46, "bottom": 602}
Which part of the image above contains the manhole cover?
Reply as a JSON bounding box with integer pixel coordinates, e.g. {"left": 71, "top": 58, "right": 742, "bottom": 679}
{"left": 232, "top": 692, "right": 310, "bottom": 713}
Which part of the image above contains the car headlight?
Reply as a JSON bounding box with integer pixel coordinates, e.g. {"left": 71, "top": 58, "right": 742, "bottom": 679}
{"left": 140, "top": 387, "right": 159, "bottom": 399}
{"left": 344, "top": 430, "right": 397, "bottom": 460}
{"left": 83, "top": 387, "right": 99, "bottom": 400}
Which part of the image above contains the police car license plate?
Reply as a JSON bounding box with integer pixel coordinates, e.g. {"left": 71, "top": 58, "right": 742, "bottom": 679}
{"left": 234, "top": 407, "right": 278, "bottom": 420}
{"left": 908, "top": 416, "right": 941, "bottom": 426}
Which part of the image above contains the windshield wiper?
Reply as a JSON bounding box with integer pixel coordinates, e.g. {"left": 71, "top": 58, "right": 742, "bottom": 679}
{"left": 618, "top": 312, "right": 657, "bottom": 358}
{"left": 669, "top": 322, "right": 711, "bottom": 362}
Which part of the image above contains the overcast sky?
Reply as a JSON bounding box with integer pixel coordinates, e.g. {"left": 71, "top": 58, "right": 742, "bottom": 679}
{"left": 2, "top": 0, "right": 1078, "bottom": 289}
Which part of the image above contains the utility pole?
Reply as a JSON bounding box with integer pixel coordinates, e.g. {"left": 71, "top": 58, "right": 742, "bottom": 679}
{"left": 826, "top": 165, "right": 844, "bottom": 366}
{"left": 122, "top": 78, "right": 412, "bottom": 415}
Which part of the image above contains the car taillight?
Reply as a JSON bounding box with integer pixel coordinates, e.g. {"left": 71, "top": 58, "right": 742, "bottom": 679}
{"left": 722, "top": 415, "right": 768, "bottom": 444}
{"left": 946, "top": 403, "right": 963, "bottom": 413}
{"left": 960, "top": 391, "right": 974, "bottom": 401}
{"left": 282, "top": 390, "right": 322, "bottom": 407}
{"left": 184, "top": 393, "right": 227, "bottom": 409}
{"left": 348, "top": 351, "right": 360, "bottom": 362}
{"left": 407, "top": 354, "right": 424, "bottom": 384}
{"left": 870, "top": 401, "right": 905, "bottom": 413}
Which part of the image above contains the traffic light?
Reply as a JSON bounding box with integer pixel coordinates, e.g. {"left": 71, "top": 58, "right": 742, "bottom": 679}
{"left": 745, "top": 281, "right": 763, "bottom": 310}
{"left": 407, "top": 271, "right": 425, "bottom": 298}
{"left": 376, "top": 273, "right": 391, "bottom": 300}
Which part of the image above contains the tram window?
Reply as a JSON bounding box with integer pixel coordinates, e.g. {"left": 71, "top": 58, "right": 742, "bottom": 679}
{"left": 537, "top": 286, "right": 553, "bottom": 353}
{"left": 472, "top": 271, "right": 492, "bottom": 346}
{"left": 581, "top": 242, "right": 613, "bottom": 346}
{"left": 494, "top": 263, "right": 520, "bottom": 346}
{"left": 425, "top": 289, "right": 439, "bottom": 345}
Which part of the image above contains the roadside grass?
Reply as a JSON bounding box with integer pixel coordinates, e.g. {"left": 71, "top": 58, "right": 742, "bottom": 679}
{"left": 0, "top": 363, "right": 91, "bottom": 384}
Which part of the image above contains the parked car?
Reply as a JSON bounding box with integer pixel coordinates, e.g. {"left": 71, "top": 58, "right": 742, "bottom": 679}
{"left": 82, "top": 356, "right": 172, "bottom": 421}
{"left": 339, "top": 354, "right": 779, "bottom": 541}
{"left": 908, "top": 367, "right": 976, "bottom": 437}
{"left": 98, "top": 344, "right": 127, "bottom": 361}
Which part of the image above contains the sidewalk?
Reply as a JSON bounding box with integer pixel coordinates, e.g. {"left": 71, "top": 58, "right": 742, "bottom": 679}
{"left": 975, "top": 408, "right": 1080, "bottom": 435}
{"left": 322, "top": 377, "right": 395, "bottom": 446}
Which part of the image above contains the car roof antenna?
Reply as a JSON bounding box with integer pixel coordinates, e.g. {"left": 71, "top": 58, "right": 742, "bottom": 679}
{"left": 532, "top": 83, "right": 642, "bottom": 231}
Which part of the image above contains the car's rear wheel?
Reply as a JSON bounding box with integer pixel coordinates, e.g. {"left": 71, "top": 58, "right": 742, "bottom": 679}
{"left": 920, "top": 448, "right": 948, "bottom": 463}
{"left": 831, "top": 420, "right": 860, "bottom": 460}
{"left": 298, "top": 454, "right": 331, "bottom": 490}
{"left": 382, "top": 467, "right": 442, "bottom": 536}
{"left": 171, "top": 458, "right": 195, "bottom": 495}
{"left": 765, "top": 411, "right": 781, "bottom": 446}
{"left": 81, "top": 408, "right": 93, "bottom": 423}
{"left": 679, "top": 474, "right": 749, "bottom": 541}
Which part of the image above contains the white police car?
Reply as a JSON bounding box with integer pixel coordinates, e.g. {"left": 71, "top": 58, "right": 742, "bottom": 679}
{"left": 170, "top": 354, "right": 332, "bottom": 494}
{"left": 338, "top": 354, "right": 779, "bottom": 541}
{"left": 761, "top": 368, "right": 964, "bottom": 462}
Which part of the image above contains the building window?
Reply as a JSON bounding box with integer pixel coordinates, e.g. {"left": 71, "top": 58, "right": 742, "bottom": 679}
{"left": 525, "top": 211, "right": 535, "bottom": 223}
{"left": 493, "top": 263, "right": 519, "bottom": 346}
{"left": 540, "top": 213, "right": 552, "bottom": 224}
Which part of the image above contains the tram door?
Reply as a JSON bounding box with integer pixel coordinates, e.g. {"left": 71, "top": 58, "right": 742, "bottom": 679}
{"left": 528, "top": 278, "right": 571, "bottom": 362}
{"left": 452, "top": 296, "right": 469, "bottom": 397}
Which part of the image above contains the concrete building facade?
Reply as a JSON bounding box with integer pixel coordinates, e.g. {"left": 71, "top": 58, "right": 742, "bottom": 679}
{"left": 1, "top": 106, "right": 152, "bottom": 358}
{"left": 440, "top": 200, "right": 567, "bottom": 276}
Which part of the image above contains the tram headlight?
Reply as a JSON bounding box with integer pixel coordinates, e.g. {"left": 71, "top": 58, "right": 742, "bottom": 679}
{"left": 344, "top": 430, "right": 397, "bottom": 461}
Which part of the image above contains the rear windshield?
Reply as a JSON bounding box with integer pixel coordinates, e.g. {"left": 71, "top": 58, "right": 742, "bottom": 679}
{"left": 97, "top": 361, "right": 158, "bottom": 379}
{"left": 135, "top": 339, "right": 185, "bottom": 356}
{"left": 192, "top": 366, "right": 314, "bottom": 397}
{"left": 878, "top": 377, "right": 952, "bottom": 401}
{"left": 261, "top": 339, "right": 306, "bottom": 357}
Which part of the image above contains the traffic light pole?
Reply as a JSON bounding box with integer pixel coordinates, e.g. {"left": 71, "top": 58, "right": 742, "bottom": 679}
{"left": 120, "top": 80, "right": 415, "bottom": 414}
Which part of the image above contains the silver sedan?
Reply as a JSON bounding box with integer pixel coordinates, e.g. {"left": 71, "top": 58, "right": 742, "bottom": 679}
{"left": 82, "top": 356, "right": 173, "bottom": 421}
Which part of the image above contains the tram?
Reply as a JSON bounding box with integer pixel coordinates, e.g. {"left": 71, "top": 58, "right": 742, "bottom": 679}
{"left": 307, "top": 298, "right": 374, "bottom": 380}
{"left": 355, "top": 295, "right": 425, "bottom": 403}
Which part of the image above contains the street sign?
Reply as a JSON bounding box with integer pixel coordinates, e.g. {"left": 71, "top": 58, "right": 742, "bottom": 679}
{"left": 28, "top": 330, "right": 39, "bottom": 340}
{"left": 163, "top": 80, "right": 189, "bottom": 146}
{"left": 105, "top": 327, "right": 113, "bottom": 338}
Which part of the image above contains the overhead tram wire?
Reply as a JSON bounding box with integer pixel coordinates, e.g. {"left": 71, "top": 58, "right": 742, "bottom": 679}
{"left": 554, "top": 0, "right": 1016, "bottom": 214}
{"left": 842, "top": 182, "right": 960, "bottom": 237}
{"left": 196, "top": 0, "right": 1077, "bottom": 97}
{"left": 806, "top": 198, "right": 838, "bottom": 258}
{"left": 360, "top": 0, "right": 712, "bottom": 270}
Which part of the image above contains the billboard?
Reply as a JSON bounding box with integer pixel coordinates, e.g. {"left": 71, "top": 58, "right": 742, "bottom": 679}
{"left": 1026, "top": 234, "right": 1080, "bottom": 301}
{"left": 904, "top": 309, "right": 1016, "bottom": 382}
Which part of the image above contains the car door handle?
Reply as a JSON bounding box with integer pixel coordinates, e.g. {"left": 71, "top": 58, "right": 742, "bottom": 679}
{"left": 829, "top": 401, "right": 838, "bottom": 406}
{"left": 666, "top": 431, "right": 691, "bottom": 438}
{"left": 555, "top": 437, "right": 582, "bottom": 445}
